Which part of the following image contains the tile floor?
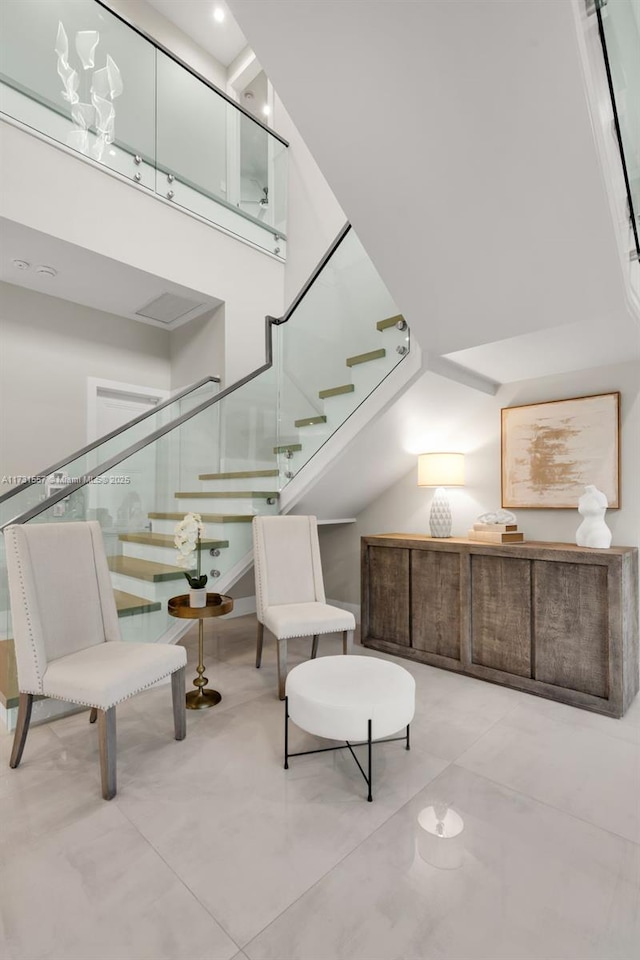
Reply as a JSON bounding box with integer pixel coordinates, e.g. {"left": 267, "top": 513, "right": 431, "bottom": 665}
{"left": 0, "top": 615, "right": 638, "bottom": 960}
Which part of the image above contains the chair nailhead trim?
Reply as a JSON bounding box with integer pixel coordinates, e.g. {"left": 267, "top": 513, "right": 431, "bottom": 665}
{"left": 7, "top": 526, "right": 44, "bottom": 692}
{"left": 39, "top": 664, "right": 185, "bottom": 710}
{"left": 277, "top": 626, "right": 354, "bottom": 640}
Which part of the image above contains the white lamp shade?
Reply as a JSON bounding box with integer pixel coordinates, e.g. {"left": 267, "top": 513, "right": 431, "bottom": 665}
{"left": 418, "top": 452, "right": 465, "bottom": 487}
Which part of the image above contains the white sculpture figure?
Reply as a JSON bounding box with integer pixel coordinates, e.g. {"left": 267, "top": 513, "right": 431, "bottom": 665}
{"left": 576, "top": 485, "right": 612, "bottom": 549}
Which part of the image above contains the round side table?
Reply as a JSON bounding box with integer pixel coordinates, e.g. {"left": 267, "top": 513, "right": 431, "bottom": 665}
{"left": 168, "top": 593, "right": 233, "bottom": 709}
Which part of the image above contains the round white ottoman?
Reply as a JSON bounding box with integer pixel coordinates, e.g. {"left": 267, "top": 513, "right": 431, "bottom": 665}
{"left": 284, "top": 655, "right": 415, "bottom": 801}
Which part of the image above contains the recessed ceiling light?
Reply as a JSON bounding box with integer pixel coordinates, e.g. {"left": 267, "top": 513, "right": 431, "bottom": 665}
{"left": 213, "top": 7, "right": 225, "bottom": 23}
{"left": 35, "top": 265, "right": 57, "bottom": 278}
{"left": 262, "top": 104, "right": 271, "bottom": 116}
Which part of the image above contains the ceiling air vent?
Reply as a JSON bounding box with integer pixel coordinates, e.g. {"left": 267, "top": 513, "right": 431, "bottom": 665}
{"left": 135, "top": 292, "right": 206, "bottom": 324}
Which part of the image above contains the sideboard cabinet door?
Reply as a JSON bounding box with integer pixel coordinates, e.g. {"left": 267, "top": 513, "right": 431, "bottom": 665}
{"left": 470, "top": 554, "right": 532, "bottom": 678}
{"left": 412, "top": 548, "right": 461, "bottom": 660}
{"left": 367, "top": 546, "right": 410, "bottom": 645}
{"left": 533, "top": 560, "right": 609, "bottom": 698}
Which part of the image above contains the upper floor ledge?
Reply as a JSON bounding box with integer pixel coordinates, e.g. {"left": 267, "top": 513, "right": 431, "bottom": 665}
{"left": 0, "top": 0, "right": 289, "bottom": 260}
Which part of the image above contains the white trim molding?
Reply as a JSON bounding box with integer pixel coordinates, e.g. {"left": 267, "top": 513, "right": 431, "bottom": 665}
{"left": 86, "top": 377, "right": 170, "bottom": 444}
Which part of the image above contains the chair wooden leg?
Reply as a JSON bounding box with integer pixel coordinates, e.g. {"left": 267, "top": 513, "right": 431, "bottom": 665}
{"left": 9, "top": 693, "right": 33, "bottom": 769}
{"left": 98, "top": 707, "right": 117, "bottom": 800}
{"left": 256, "top": 621, "right": 264, "bottom": 668}
{"left": 89, "top": 707, "right": 98, "bottom": 724}
{"left": 343, "top": 630, "right": 354, "bottom": 655}
{"left": 172, "top": 667, "right": 186, "bottom": 741}
{"left": 277, "top": 638, "right": 287, "bottom": 701}
{"left": 311, "top": 634, "right": 319, "bottom": 659}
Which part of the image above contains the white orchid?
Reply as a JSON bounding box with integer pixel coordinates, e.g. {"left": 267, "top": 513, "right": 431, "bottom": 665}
{"left": 174, "top": 513, "right": 207, "bottom": 588}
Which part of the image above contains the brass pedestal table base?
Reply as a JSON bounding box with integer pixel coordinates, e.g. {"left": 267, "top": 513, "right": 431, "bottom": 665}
{"left": 168, "top": 593, "right": 234, "bottom": 709}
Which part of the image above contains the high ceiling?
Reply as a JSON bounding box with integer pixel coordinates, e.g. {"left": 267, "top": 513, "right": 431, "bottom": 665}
{"left": 145, "top": 0, "right": 248, "bottom": 67}
{"left": 228, "top": 0, "right": 640, "bottom": 380}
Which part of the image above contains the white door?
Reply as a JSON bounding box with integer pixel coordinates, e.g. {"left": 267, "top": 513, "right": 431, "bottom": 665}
{"left": 86, "top": 379, "right": 170, "bottom": 536}
{"left": 95, "top": 388, "right": 161, "bottom": 438}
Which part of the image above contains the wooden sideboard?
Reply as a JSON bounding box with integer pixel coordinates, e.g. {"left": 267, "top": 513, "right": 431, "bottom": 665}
{"left": 361, "top": 534, "right": 639, "bottom": 717}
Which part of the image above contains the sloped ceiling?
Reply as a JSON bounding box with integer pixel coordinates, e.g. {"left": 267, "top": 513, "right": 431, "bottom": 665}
{"left": 229, "top": 0, "right": 638, "bottom": 378}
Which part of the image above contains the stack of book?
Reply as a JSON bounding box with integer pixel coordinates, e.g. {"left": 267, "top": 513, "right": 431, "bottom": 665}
{"left": 468, "top": 521, "right": 525, "bottom": 543}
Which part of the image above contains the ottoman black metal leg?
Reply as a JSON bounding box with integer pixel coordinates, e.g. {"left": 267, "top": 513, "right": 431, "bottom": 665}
{"left": 284, "top": 696, "right": 289, "bottom": 770}
{"left": 284, "top": 711, "right": 409, "bottom": 802}
{"left": 367, "top": 718, "right": 373, "bottom": 801}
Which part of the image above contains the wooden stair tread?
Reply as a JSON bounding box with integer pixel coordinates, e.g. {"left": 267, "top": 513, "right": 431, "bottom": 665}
{"left": 346, "top": 348, "right": 386, "bottom": 367}
{"left": 376, "top": 313, "right": 404, "bottom": 332}
{"left": 175, "top": 490, "right": 278, "bottom": 499}
{"left": 148, "top": 512, "right": 251, "bottom": 524}
{"left": 107, "top": 556, "right": 185, "bottom": 582}
{"left": 120, "top": 532, "right": 231, "bottom": 546}
{"left": 273, "top": 443, "right": 302, "bottom": 454}
{"left": 294, "top": 415, "right": 327, "bottom": 428}
{"left": 199, "top": 469, "right": 279, "bottom": 480}
{"left": 114, "top": 590, "right": 162, "bottom": 617}
{"left": 319, "top": 384, "right": 355, "bottom": 399}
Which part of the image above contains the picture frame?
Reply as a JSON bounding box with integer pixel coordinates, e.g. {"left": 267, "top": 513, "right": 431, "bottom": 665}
{"left": 501, "top": 392, "right": 620, "bottom": 509}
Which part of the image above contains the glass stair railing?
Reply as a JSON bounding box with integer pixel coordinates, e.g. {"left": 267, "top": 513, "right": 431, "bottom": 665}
{"left": 0, "top": 376, "right": 220, "bottom": 529}
{"left": 0, "top": 224, "right": 410, "bottom": 716}
{"left": 0, "top": 0, "right": 288, "bottom": 258}
{"left": 273, "top": 229, "right": 410, "bottom": 478}
{"left": 595, "top": 0, "right": 640, "bottom": 259}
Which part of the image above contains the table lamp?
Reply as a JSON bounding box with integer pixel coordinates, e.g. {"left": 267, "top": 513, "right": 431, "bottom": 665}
{"left": 418, "top": 452, "right": 465, "bottom": 538}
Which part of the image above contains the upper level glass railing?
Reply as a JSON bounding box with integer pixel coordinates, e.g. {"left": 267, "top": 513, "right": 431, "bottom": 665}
{"left": 0, "top": 0, "right": 288, "bottom": 258}
{"left": 0, "top": 225, "right": 408, "bottom": 706}
{"left": 595, "top": 0, "right": 640, "bottom": 258}
{"left": 0, "top": 376, "right": 220, "bottom": 530}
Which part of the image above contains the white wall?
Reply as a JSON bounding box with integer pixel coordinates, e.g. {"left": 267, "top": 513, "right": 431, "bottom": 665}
{"left": 274, "top": 95, "right": 346, "bottom": 307}
{"left": 319, "top": 359, "right": 640, "bottom": 605}
{"left": 0, "top": 281, "right": 171, "bottom": 482}
{"left": 170, "top": 304, "right": 226, "bottom": 390}
{"left": 0, "top": 123, "right": 285, "bottom": 387}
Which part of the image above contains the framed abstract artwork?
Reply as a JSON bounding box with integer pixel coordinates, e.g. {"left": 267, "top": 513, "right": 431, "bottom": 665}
{"left": 501, "top": 392, "right": 620, "bottom": 509}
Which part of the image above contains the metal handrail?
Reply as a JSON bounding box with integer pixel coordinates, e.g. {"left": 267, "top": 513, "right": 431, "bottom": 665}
{"left": 95, "top": 0, "right": 289, "bottom": 149}
{"left": 595, "top": 1, "right": 640, "bottom": 259}
{"left": 268, "top": 223, "right": 351, "bottom": 327}
{"left": 1, "top": 224, "right": 354, "bottom": 530}
{"left": 0, "top": 375, "right": 220, "bottom": 507}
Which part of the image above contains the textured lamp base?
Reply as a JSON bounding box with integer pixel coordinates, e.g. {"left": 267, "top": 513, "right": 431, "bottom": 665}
{"left": 429, "top": 487, "right": 452, "bottom": 538}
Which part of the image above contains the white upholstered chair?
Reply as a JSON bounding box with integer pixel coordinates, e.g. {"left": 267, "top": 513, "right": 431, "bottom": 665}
{"left": 252, "top": 515, "right": 355, "bottom": 699}
{"left": 4, "top": 521, "right": 187, "bottom": 800}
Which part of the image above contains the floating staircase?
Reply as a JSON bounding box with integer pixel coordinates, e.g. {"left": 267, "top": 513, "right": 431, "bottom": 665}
{"left": 104, "top": 470, "right": 281, "bottom": 641}
{"left": 276, "top": 312, "right": 408, "bottom": 480}
{"left": 100, "top": 312, "right": 408, "bottom": 640}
